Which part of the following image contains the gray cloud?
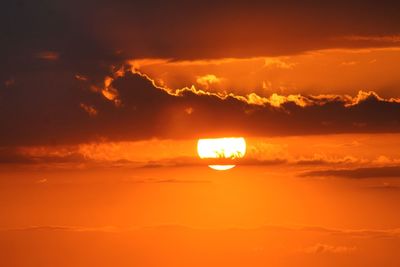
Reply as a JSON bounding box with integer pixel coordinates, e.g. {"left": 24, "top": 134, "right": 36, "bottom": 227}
{"left": 1, "top": 71, "right": 400, "bottom": 147}
{"left": 300, "top": 166, "right": 400, "bottom": 179}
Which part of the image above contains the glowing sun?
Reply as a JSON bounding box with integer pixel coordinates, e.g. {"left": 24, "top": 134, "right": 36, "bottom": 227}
{"left": 197, "top": 137, "right": 246, "bottom": 170}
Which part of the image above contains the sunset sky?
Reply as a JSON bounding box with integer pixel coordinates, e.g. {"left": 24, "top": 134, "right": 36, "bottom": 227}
{"left": 1, "top": 1, "right": 400, "bottom": 266}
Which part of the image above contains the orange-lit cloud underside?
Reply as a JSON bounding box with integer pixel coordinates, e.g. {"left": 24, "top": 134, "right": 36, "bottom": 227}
{"left": 3, "top": 134, "right": 400, "bottom": 170}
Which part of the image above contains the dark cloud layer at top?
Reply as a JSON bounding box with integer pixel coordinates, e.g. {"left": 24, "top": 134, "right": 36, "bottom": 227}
{"left": 65, "top": 0, "right": 400, "bottom": 59}
{"left": 2, "top": 0, "right": 400, "bottom": 65}
{"left": 2, "top": 0, "right": 400, "bottom": 91}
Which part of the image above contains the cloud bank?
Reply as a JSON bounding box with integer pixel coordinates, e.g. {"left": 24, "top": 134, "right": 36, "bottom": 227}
{"left": 1, "top": 67, "right": 400, "bottom": 146}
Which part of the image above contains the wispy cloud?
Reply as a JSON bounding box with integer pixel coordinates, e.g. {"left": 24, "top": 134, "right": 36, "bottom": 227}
{"left": 34, "top": 51, "right": 60, "bottom": 61}
{"left": 302, "top": 243, "right": 356, "bottom": 254}
{"left": 343, "top": 34, "right": 400, "bottom": 43}
{"left": 299, "top": 166, "right": 400, "bottom": 179}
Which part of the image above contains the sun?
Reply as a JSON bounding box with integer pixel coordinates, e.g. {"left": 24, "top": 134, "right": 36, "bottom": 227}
{"left": 197, "top": 137, "right": 246, "bottom": 170}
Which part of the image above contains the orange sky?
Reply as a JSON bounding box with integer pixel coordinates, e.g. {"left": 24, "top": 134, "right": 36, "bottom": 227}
{"left": 2, "top": 140, "right": 400, "bottom": 266}
{"left": 2, "top": 1, "right": 400, "bottom": 266}
{"left": 2, "top": 134, "right": 400, "bottom": 231}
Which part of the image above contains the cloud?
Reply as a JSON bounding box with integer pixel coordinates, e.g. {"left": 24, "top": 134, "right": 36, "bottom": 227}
{"left": 1, "top": 68, "right": 400, "bottom": 147}
{"left": 300, "top": 166, "right": 400, "bottom": 179}
{"left": 2, "top": 0, "right": 400, "bottom": 76}
{"left": 299, "top": 225, "right": 400, "bottom": 239}
{"left": 302, "top": 243, "right": 356, "bottom": 254}
{"left": 7, "top": 225, "right": 119, "bottom": 233}
{"left": 35, "top": 178, "right": 48, "bottom": 184}
{"left": 264, "top": 58, "right": 296, "bottom": 69}
{"left": 1, "top": 1, "right": 400, "bottom": 148}
{"left": 196, "top": 74, "right": 223, "bottom": 90}
{"left": 35, "top": 51, "right": 60, "bottom": 61}
{"left": 79, "top": 1, "right": 400, "bottom": 59}
{"left": 5, "top": 223, "right": 400, "bottom": 239}
{"left": 342, "top": 34, "right": 400, "bottom": 44}
{"left": 2, "top": 224, "right": 400, "bottom": 267}
{"left": 80, "top": 103, "right": 98, "bottom": 117}
{"left": 141, "top": 157, "right": 288, "bottom": 169}
{"left": 131, "top": 178, "right": 211, "bottom": 184}
{"left": 294, "top": 154, "right": 359, "bottom": 166}
{"left": 365, "top": 183, "right": 400, "bottom": 191}
{"left": 125, "top": 48, "right": 400, "bottom": 99}
{"left": 0, "top": 147, "right": 86, "bottom": 164}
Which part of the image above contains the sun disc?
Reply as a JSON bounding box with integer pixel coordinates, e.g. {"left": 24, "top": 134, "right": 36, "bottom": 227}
{"left": 197, "top": 137, "right": 246, "bottom": 170}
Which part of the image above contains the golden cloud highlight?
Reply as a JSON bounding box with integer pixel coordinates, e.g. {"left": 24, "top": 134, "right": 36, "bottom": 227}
{"left": 99, "top": 61, "right": 400, "bottom": 110}
{"left": 196, "top": 74, "right": 223, "bottom": 89}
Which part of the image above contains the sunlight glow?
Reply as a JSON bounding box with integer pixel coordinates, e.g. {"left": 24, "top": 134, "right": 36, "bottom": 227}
{"left": 197, "top": 137, "right": 246, "bottom": 170}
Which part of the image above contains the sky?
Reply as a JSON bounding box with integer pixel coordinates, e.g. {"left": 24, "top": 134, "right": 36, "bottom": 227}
{"left": 1, "top": 1, "right": 400, "bottom": 266}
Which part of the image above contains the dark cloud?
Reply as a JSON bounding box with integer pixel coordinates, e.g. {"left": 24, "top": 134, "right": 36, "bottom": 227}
{"left": 65, "top": 0, "right": 400, "bottom": 59}
{"left": 0, "top": 1, "right": 121, "bottom": 86}
{"left": 2, "top": 0, "right": 400, "bottom": 97}
{"left": 302, "top": 243, "right": 356, "bottom": 254}
{"left": 300, "top": 166, "right": 400, "bottom": 179}
{"left": 0, "top": 147, "right": 86, "bottom": 164}
{"left": 1, "top": 69, "right": 400, "bottom": 146}
{"left": 141, "top": 157, "right": 287, "bottom": 169}
{"left": 2, "top": 0, "right": 400, "bottom": 69}
{"left": 365, "top": 183, "right": 400, "bottom": 191}
{"left": 1, "top": 0, "right": 400, "bottom": 147}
